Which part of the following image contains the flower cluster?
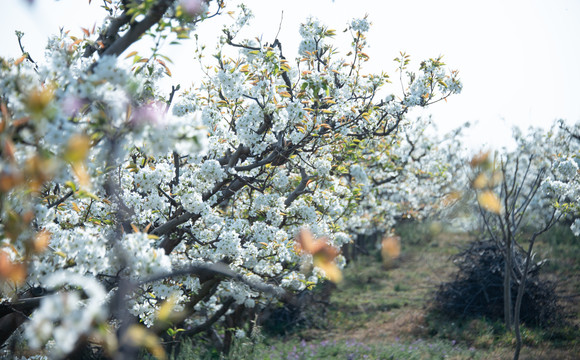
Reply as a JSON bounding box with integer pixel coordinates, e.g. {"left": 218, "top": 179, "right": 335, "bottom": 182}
{"left": 350, "top": 17, "right": 370, "bottom": 33}
{"left": 538, "top": 121, "right": 580, "bottom": 235}
{"left": 298, "top": 17, "right": 328, "bottom": 56}
{"left": 24, "top": 272, "right": 106, "bottom": 358}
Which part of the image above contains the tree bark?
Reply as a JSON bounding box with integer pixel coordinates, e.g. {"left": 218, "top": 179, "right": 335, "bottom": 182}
{"left": 504, "top": 236, "right": 512, "bottom": 331}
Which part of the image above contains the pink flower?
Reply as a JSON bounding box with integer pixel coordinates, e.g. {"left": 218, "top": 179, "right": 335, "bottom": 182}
{"left": 61, "top": 96, "right": 86, "bottom": 116}
{"left": 130, "top": 101, "right": 166, "bottom": 127}
{"left": 180, "top": 0, "right": 203, "bottom": 16}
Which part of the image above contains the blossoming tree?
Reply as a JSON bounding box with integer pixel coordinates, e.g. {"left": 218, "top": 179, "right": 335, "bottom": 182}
{"left": 0, "top": 0, "right": 462, "bottom": 357}
{"left": 467, "top": 120, "right": 579, "bottom": 360}
{"left": 540, "top": 120, "right": 580, "bottom": 235}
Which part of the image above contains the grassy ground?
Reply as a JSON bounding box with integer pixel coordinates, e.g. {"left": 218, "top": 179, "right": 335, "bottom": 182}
{"left": 237, "top": 223, "right": 580, "bottom": 360}
{"left": 170, "top": 223, "right": 579, "bottom": 359}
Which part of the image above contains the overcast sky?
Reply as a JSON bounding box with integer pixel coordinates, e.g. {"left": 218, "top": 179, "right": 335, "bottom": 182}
{"left": 1, "top": 0, "right": 579, "bottom": 151}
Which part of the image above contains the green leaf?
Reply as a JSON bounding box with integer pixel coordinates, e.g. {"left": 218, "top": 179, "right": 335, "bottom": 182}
{"left": 65, "top": 181, "right": 77, "bottom": 192}
{"left": 77, "top": 190, "right": 100, "bottom": 202}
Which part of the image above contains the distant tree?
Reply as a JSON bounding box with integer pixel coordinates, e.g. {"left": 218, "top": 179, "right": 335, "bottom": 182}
{"left": 469, "top": 120, "right": 579, "bottom": 360}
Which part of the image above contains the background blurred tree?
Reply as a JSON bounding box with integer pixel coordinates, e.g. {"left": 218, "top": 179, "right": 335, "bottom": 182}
{"left": 468, "top": 121, "right": 579, "bottom": 360}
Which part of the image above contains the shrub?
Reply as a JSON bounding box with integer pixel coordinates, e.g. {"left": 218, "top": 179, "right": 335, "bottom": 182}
{"left": 435, "top": 239, "right": 562, "bottom": 327}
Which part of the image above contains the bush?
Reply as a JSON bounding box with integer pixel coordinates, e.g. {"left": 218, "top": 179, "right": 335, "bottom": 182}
{"left": 435, "top": 239, "right": 562, "bottom": 327}
{"left": 260, "top": 281, "right": 335, "bottom": 336}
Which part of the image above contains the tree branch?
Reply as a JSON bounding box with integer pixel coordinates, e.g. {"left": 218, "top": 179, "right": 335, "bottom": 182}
{"left": 101, "top": 0, "right": 175, "bottom": 58}
{"left": 47, "top": 190, "right": 74, "bottom": 209}
{"left": 285, "top": 167, "right": 309, "bottom": 207}
{"left": 140, "top": 262, "right": 285, "bottom": 297}
{"left": 181, "top": 298, "right": 235, "bottom": 336}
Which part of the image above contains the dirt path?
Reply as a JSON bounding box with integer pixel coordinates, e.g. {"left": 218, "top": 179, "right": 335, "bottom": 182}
{"left": 293, "top": 230, "right": 579, "bottom": 359}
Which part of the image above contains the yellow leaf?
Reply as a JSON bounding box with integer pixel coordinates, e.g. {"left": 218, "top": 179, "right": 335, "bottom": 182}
{"left": 470, "top": 151, "right": 490, "bottom": 168}
{"left": 157, "top": 294, "right": 178, "bottom": 323}
{"left": 0, "top": 252, "right": 26, "bottom": 285}
{"left": 381, "top": 235, "right": 401, "bottom": 259}
{"left": 33, "top": 229, "right": 51, "bottom": 253}
{"left": 472, "top": 173, "right": 488, "bottom": 189}
{"left": 314, "top": 256, "right": 343, "bottom": 283}
{"left": 64, "top": 134, "right": 91, "bottom": 163}
{"left": 156, "top": 59, "right": 172, "bottom": 76}
{"left": 27, "top": 86, "right": 54, "bottom": 113}
{"left": 77, "top": 189, "right": 100, "bottom": 201}
{"left": 131, "top": 224, "right": 140, "bottom": 233}
{"left": 125, "top": 51, "right": 138, "bottom": 59}
{"left": 72, "top": 202, "right": 81, "bottom": 213}
{"left": 295, "top": 229, "right": 342, "bottom": 283}
{"left": 14, "top": 55, "right": 27, "bottom": 66}
{"left": 0, "top": 172, "right": 22, "bottom": 192}
{"left": 69, "top": 39, "right": 83, "bottom": 52}
{"left": 478, "top": 190, "right": 501, "bottom": 214}
{"left": 123, "top": 325, "right": 166, "bottom": 360}
{"left": 71, "top": 162, "right": 91, "bottom": 188}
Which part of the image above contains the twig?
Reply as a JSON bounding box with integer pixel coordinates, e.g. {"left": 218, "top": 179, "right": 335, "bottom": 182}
{"left": 274, "top": 11, "right": 284, "bottom": 42}
{"left": 165, "top": 85, "right": 180, "bottom": 113}
{"left": 47, "top": 190, "right": 74, "bottom": 209}
{"left": 15, "top": 31, "right": 38, "bottom": 70}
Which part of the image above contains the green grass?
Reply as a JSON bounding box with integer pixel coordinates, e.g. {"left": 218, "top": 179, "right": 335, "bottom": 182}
{"left": 166, "top": 337, "right": 482, "bottom": 360}
{"left": 232, "top": 338, "right": 482, "bottom": 360}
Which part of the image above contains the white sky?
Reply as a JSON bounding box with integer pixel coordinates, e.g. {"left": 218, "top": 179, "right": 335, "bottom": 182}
{"left": 1, "top": 0, "right": 579, "bottom": 151}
